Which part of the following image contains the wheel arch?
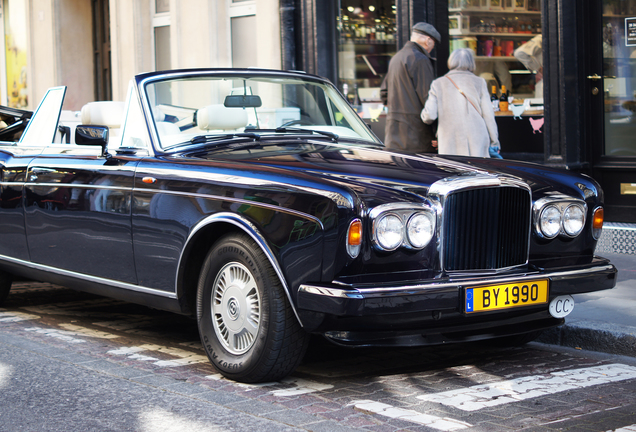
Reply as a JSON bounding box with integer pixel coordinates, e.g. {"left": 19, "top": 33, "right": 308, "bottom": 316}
{"left": 175, "top": 212, "right": 305, "bottom": 327}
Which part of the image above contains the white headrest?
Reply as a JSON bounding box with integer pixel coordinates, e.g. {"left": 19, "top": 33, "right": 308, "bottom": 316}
{"left": 81, "top": 101, "right": 125, "bottom": 128}
{"left": 152, "top": 106, "right": 166, "bottom": 122}
{"left": 197, "top": 104, "right": 248, "bottom": 131}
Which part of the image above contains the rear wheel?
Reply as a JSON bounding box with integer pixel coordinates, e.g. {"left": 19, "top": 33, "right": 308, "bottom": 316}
{"left": 0, "top": 270, "right": 12, "bottom": 306}
{"left": 196, "top": 233, "right": 309, "bottom": 383}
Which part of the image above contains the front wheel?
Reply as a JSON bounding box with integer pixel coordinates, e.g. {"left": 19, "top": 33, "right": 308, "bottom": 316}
{"left": 196, "top": 233, "right": 309, "bottom": 383}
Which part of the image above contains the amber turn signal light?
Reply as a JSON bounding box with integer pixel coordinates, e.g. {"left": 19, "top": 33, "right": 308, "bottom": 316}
{"left": 348, "top": 220, "right": 362, "bottom": 245}
{"left": 592, "top": 207, "right": 604, "bottom": 239}
{"left": 346, "top": 219, "right": 362, "bottom": 258}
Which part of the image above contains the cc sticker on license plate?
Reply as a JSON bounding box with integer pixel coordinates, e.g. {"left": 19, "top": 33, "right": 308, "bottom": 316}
{"left": 465, "top": 279, "right": 549, "bottom": 313}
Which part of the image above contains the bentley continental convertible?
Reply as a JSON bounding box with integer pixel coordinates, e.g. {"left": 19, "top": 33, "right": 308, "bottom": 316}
{"left": 0, "top": 68, "right": 616, "bottom": 382}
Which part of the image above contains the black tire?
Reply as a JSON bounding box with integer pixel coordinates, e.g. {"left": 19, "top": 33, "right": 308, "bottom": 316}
{"left": 196, "top": 233, "right": 309, "bottom": 383}
{"left": 0, "top": 270, "right": 12, "bottom": 306}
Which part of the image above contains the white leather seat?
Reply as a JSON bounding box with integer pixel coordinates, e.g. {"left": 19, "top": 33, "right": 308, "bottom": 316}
{"left": 196, "top": 105, "right": 248, "bottom": 131}
{"left": 80, "top": 101, "right": 125, "bottom": 147}
{"left": 81, "top": 101, "right": 125, "bottom": 129}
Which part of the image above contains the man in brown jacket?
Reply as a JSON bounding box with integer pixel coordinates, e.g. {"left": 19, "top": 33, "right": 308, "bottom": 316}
{"left": 381, "top": 22, "right": 440, "bottom": 153}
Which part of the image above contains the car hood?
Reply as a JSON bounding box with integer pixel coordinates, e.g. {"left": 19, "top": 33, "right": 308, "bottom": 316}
{"left": 177, "top": 140, "right": 597, "bottom": 209}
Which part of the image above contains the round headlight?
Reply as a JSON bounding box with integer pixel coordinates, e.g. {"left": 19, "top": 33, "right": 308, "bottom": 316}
{"left": 406, "top": 212, "right": 435, "bottom": 248}
{"left": 539, "top": 205, "right": 561, "bottom": 238}
{"left": 563, "top": 204, "right": 585, "bottom": 237}
{"left": 375, "top": 214, "right": 404, "bottom": 250}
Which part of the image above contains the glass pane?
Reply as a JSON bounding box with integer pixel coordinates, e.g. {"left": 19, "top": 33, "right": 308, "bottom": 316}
{"left": 449, "top": 0, "right": 544, "bottom": 158}
{"left": 154, "top": 26, "right": 171, "bottom": 71}
{"left": 337, "top": 0, "right": 396, "bottom": 119}
{"left": 449, "top": 6, "right": 543, "bottom": 100}
{"left": 120, "top": 83, "right": 150, "bottom": 149}
{"left": 231, "top": 16, "right": 257, "bottom": 68}
{"left": 155, "top": 0, "right": 169, "bottom": 13}
{"left": 143, "top": 75, "right": 380, "bottom": 150}
{"left": 602, "top": 1, "right": 636, "bottom": 157}
{"left": 19, "top": 87, "right": 66, "bottom": 145}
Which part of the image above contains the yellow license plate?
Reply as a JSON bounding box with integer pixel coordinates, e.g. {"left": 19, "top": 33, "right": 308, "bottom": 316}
{"left": 465, "top": 279, "right": 549, "bottom": 313}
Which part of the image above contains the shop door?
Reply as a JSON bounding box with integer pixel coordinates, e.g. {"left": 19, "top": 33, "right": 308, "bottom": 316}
{"left": 588, "top": 0, "right": 636, "bottom": 222}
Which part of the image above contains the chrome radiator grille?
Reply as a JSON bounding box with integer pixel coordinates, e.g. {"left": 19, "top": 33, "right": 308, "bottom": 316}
{"left": 442, "top": 186, "right": 531, "bottom": 271}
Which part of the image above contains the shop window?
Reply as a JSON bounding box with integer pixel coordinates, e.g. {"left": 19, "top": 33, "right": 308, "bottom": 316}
{"left": 449, "top": 0, "right": 544, "bottom": 159}
{"left": 449, "top": 0, "right": 543, "bottom": 101}
{"left": 337, "top": 0, "right": 396, "bottom": 119}
{"left": 601, "top": 0, "right": 636, "bottom": 157}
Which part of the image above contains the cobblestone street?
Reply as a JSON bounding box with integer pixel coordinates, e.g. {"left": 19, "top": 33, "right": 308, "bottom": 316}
{"left": 1, "top": 281, "right": 635, "bottom": 431}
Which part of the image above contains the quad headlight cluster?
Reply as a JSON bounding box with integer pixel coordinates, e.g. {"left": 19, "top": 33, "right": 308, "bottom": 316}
{"left": 534, "top": 197, "right": 587, "bottom": 239}
{"left": 370, "top": 203, "right": 436, "bottom": 252}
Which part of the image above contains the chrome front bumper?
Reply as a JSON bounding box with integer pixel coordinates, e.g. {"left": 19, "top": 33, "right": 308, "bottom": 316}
{"left": 297, "top": 260, "right": 617, "bottom": 317}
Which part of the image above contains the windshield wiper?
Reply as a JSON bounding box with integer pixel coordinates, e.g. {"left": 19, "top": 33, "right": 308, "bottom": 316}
{"left": 189, "top": 132, "right": 261, "bottom": 145}
{"left": 273, "top": 127, "right": 339, "bottom": 142}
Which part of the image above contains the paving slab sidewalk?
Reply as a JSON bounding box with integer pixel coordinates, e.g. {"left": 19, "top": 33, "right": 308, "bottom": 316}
{"left": 538, "top": 252, "right": 636, "bottom": 357}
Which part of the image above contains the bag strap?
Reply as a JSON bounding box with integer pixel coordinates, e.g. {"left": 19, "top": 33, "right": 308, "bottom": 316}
{"left": 446, "top": 76, "right": 481, "bottom": 115}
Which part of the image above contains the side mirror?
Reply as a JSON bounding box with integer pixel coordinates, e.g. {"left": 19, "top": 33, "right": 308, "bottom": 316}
{"left": 75, "top": 125, "right": 109, "bottom": 156}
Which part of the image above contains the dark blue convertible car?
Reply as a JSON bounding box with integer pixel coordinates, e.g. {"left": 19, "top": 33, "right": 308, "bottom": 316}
{"left": 0, "top": 68, "right": 616, "bottom": 382}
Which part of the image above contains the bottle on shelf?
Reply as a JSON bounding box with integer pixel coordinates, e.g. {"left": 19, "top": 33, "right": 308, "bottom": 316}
{"left": 353, "top": 83, "right": 361, "bottom": 106}
{"left": 499, "top": 85, "right": 509, "bottom": 112}
{"left": 491, "top": 85, "right": 500, "bottom": 112}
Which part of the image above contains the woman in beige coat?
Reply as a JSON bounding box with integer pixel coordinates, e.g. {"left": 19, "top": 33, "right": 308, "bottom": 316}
{"left": 420, "top": 48, "right": 500, "bottom": 157}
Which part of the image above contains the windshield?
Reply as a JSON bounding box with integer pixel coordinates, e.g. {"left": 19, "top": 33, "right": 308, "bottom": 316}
{"left": 142, "top": 74, "right": 380, "bottom": 150}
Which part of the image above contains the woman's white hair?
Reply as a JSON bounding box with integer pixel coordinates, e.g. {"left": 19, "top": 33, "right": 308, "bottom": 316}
{"left": 448, "top": 48, "right": 476, "bottom": 72}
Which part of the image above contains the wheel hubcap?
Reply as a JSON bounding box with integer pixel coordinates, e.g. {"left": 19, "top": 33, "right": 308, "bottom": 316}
{"left": 211, "top": 262, "right": 261, "bottom": 355}
{"left": 227, "top": 297, "right": 240, "bottom": 320}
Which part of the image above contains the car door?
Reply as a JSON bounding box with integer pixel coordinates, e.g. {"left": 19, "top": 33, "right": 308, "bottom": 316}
{"left": 1, "top": 87, "right": 67, "bottom": 262}
{"left": 0, "top": 144, "right": 41, "bottom": 261}
{"left": 24, "top": 148, "right": 139, "bottom": 283}
{"left": 19, "top": 86, "right": 139, "bottom": 284}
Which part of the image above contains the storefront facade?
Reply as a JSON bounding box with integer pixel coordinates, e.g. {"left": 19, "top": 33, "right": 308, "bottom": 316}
{"left": 0, "top": 0, "right": 634, "bottom": 222}
{"left": 290, "top": 0, "right": 636, "bottom": 223}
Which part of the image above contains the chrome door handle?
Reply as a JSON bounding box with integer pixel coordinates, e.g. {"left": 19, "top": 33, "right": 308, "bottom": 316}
{"left": 587, "top": 74, "right": 602, "bottom": 80}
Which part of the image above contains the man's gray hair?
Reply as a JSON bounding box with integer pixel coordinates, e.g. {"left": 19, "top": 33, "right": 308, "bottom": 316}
{"left": 448, "top": 48, "right": 476, "bottom": 72}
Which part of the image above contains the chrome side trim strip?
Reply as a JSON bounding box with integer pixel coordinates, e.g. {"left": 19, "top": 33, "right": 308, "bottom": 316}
{"left": 135, "top": 187, "right": 324, "bottom": 227}
{"left": 0, "top": 254, "right": 177, "bottom": 299}
{"left": 21, "top": 182, "right": 130, "bottom": 191}
{"left": 299, "top": 264, "right": 615, "bottom": 299}
{"left": 132, "top": 165, "right": 354, "bottom": 210}
{"left": 178, "top": 212, "right": 305, "bottom": 326}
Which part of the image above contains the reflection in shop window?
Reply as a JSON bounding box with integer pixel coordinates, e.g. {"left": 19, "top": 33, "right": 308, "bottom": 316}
{"left": 602, "top": 0, "right": 636, "bottom": 157}
{"left": 337, "top": 0, "right": 396, "bottom": 122}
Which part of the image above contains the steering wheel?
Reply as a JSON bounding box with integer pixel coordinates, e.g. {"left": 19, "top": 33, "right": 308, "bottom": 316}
{"left": 279, "top": 119, "right": 313, "bottom": 127}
